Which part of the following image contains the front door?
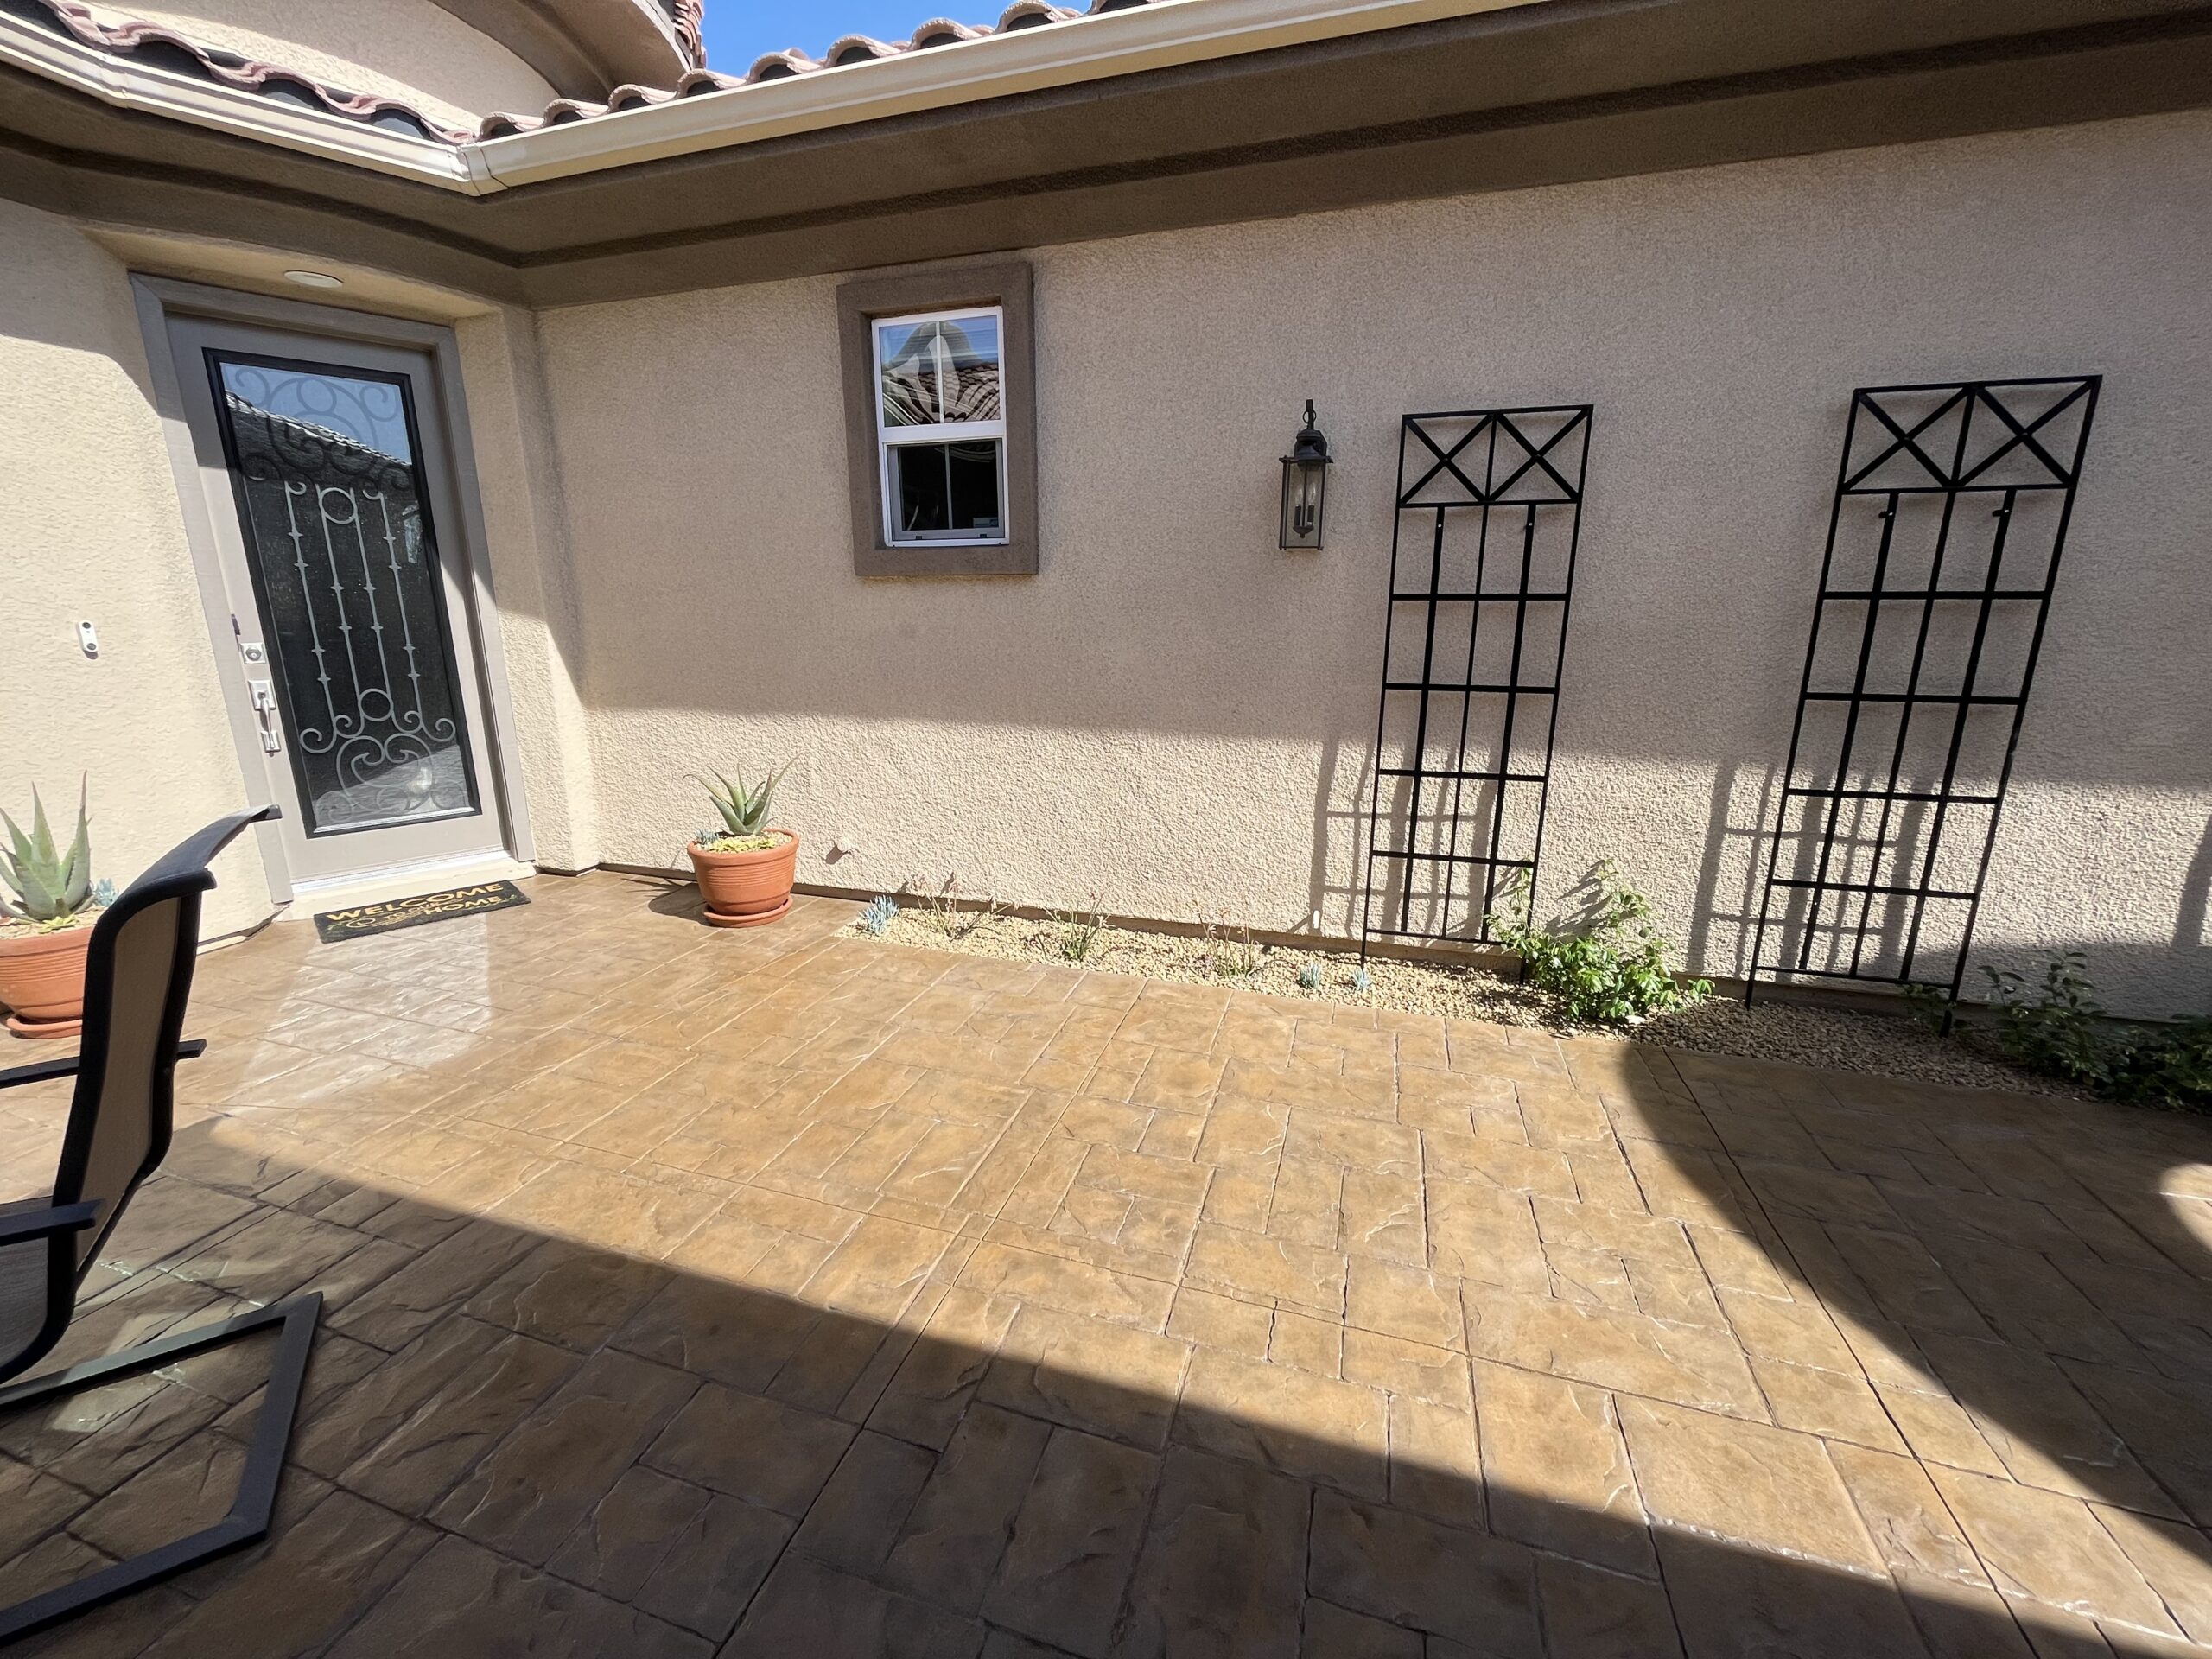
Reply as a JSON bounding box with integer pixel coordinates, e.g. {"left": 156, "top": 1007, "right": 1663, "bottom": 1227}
{"left": 165, "top": 315, "right": 511, "bottom": 894}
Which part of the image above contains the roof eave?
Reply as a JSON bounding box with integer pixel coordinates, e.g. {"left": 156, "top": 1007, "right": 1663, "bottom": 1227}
{"left": 475, "top": 0, "right": 1553, "bottom": 187}
{"left": 0, "top": 11, "right": 486, "bottom": 191}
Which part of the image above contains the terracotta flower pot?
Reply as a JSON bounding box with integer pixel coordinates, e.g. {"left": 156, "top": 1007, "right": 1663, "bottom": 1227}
{"left": 688, "top": 830, "right": 799, "bottom": 928}
{"left": 0, "top": 920, "right": 95, "bottom": 1039}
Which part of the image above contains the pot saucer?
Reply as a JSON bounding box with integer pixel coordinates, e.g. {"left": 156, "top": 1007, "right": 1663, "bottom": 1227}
{"left": 703, "top": 897, "right": 793, "bottom": 929}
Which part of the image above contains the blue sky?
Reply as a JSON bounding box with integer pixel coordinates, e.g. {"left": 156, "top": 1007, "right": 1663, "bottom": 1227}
{"left": 699, "top": 3, "right": 993, "bottom": 67}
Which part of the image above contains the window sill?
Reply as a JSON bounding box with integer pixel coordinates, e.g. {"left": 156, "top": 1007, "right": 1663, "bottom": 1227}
{"left": 855, "top": 536, "right": 1038, "bottom": 579}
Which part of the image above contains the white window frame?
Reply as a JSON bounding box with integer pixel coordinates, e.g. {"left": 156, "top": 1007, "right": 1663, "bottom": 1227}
{"left": 871, "top": 304, "right": 1010, "bottom": 548}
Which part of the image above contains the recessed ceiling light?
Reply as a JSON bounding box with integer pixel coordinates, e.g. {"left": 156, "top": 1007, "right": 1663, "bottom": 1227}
{"left": 283, "top": 270, "right": 344, "bottom": 288}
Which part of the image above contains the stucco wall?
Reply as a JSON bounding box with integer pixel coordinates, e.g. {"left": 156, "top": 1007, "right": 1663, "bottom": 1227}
{"left": 80, "top": 0, "right": 556, "bottom": 130}
{"left": 454, "top": 307, "right": 601, "bottom": 874}
{"left": 0, "top": 198, "right": 274, "bottom": 938}
{"left": 535, "top": 110, "right": 2212, "bottom": 1019}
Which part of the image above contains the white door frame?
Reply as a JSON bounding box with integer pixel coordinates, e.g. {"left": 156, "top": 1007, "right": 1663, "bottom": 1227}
{"left": 132, "top": 275, "right": 536, "bottom": 906}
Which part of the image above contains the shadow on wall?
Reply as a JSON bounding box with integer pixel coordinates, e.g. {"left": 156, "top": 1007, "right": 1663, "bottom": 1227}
{"left": 4, "top": 1048, "right": 2212, "bottom": 1651}
{"left": 1306, "top": 734, "right": 1370, "bottom": 940}
{"left": 1688, "top": 759, "right": 1779, "bottom": 983}
{"left": 1688, "top": 763, "right": 2212, "bottom": 1017}
{"left": 2177, "top": 816, "right": 2212, "bottom": 960}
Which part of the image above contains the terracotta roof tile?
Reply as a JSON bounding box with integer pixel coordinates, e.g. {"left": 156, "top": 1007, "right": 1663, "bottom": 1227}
{"left": 4, "top": 0, "right": 475, "bottom": 141}
{"left": 3, "top": 0, "right": 1165, "bottom": 148}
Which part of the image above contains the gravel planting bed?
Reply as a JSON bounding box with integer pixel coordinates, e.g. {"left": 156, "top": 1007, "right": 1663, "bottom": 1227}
{"left": 855, "top": 908, "right": 2077, "bottom": 1098}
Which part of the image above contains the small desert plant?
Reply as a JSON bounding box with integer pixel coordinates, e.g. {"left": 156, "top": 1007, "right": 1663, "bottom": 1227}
{"left": 1, "top": 781, "right": 99, "bottom": 931}
{"left": 1489, "top": 861, "right": 1709, "bottom": 1028}
{"left": 1048, "top": 893, "right": 1106, "bottom": 963}
{"left": 908, "top": 875, "right": 1006, "bottom": 943}
{"left": 1192, "top": 905, "right": 1262, "bottom": 979}
{"left": 1220, "top": 926, "right": 1262, "bottom": 978}
{"left": 858, "top": 895, "right": 899, "bottom": 938}
{"left": 695, "top": 761, "right": 793, "bottom": 851}
{"left": 1298, "top": 963, "right": 1324, "bottom": 992}
{"left": 1350, "top": 967, "right": 1373, "bottom": 995}
{"left": 912, "top": 875, "right": 964, "bottom": 938}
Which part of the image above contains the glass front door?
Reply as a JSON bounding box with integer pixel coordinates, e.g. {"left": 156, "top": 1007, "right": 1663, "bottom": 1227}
{"left": 167, "top": 316, "right": 510, "bottom": 891}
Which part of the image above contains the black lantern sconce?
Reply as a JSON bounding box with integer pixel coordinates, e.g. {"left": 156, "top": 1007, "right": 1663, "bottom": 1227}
{"left": 1279, "top": 398, "right": 1333, "bottom": 550}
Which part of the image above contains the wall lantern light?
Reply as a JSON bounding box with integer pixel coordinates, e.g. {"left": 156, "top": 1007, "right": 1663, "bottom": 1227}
{"left": 1279, "top": 398, "right": 1333, "bottom": 550}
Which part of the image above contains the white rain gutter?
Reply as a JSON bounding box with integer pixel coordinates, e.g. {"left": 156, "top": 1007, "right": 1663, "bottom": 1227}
{"left": 2, "top": 0, "right": 1546, "bottom": 197}
{"left": 465, "top": 0, "right": 1551, "bottom": 189}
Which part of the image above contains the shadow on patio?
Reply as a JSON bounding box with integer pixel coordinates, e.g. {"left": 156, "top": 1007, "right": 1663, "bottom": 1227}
{"left": 1, "top": 874, "right": 2209, "bottom": 1656}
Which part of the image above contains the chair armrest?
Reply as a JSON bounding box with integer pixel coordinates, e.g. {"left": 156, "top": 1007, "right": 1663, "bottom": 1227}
{"left": 0, "top": 1039, "right": 206, "bottom": 1092}
{"left": 0, "top": 1200, "right": 99, "bottom": 1247}
{"left": 0, "top": 1056, "right": 79, "bottom": 1090}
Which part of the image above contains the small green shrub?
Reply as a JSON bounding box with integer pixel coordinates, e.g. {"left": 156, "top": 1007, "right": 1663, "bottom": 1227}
{"left": 1983, "top": 952, "right": 2113, "bottom": 1090}
{"left": 1489, "top": 861, "right": 1709, "bottom": 1028}
{"left": 2118, "top": 1017, "right": 2212, "bottom": 1111}
{"left": 1298, "top": 963, "right": 1324, "bottom": 992}
{"left": 1899, "top": 982, "right": 1955, "bottom": 1034}
{"left": 1983, "top": 952, "right": 2210, "bottom": 1112}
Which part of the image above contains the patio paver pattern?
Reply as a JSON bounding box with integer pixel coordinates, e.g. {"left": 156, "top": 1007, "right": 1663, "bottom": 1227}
{"left": 3, "top": 874, "right": 2211, "bottom": 1656}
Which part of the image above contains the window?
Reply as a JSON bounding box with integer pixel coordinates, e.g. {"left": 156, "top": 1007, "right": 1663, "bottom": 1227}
{"left": 874, "top": 308, "right": 1007, "bottom": 545}
{"left": 839, "top": 260, "right": 1036, "bottom": 577}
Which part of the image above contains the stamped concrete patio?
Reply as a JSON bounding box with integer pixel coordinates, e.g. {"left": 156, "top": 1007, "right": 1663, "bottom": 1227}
{"left": 3, "top": 872, "right": 2211, "bottom": 1657}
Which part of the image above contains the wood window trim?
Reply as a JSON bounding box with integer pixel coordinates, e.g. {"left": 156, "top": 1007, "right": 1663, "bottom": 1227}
{"left": 840, "top": 259, "right": 1037, "bottom": 578}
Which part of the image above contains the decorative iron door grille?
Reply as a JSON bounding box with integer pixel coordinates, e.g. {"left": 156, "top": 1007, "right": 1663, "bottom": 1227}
{"left": 207, "top": 353, "right": 482, "bottom": 837}
{"left": 1361, "top": 405, "right": 1592, "bottom": 952}
{"left": 1748, "top": 376, "right": 2101, "bottom": 1013}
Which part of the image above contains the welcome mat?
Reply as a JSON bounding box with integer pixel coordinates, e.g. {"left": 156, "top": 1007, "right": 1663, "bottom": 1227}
{"left": 314, "top": 880, "right": 530, "bottom": 944}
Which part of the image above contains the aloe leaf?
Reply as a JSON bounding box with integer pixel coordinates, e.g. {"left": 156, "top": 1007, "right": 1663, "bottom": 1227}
{"left": 28, "top": 787, "right": 55, "bottom": 871}
{"left": 701, "top": 771, "right": 743, "bottom": 836}
{"left": 60, "top": 778, "right": 91, "bottom": 912}
{"left": 11, "top": 857, "right": 61, "bottom": 919}
{"left": 1, "top": 806, "right": 35, "bottom": 875}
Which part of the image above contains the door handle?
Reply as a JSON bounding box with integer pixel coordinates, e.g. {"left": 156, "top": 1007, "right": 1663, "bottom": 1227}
{"left": 248, "top": 680, "right": 282, "bottom": 753}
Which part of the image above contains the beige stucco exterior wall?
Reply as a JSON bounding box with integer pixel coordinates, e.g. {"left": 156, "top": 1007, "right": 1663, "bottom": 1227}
{"left": 80, "top": 0, "right": 556, "bottom": 130}
{"left": 0, "top": 197, "right": 275, "bottom": 938}
{"left": 535, "top": 109, "right": 2212, "bottom": 1019}
{"left": 453, "top": 308, "right": 601, "bottom": 874}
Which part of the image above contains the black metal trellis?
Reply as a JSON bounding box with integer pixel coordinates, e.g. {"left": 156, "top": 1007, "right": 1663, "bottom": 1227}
{"left": 1360, "top": 405, "right": 1592, "bottom": 954}
{"left": 1748, "top": 375, "right": 2101, "bottom": 1018}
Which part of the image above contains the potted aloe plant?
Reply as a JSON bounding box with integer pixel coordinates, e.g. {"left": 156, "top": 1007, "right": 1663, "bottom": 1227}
{"left": 688, "top": 762, "right": 798, "bottom": 927}
{"left": 0, "top": 781, "right": 112, "bottom": 1038}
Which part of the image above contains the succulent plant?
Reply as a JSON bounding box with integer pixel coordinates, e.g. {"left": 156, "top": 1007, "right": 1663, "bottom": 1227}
{"left": 860, "top": 894, "right": 899, "bottom": 938}
{"left": 1298, "top": 963, "right": 1323, "bottom": 991}
{"left": 698, "top": 761, "right": 793, "bottom": 842}
{"left": 1, "top": 780, "right": 94, "bottom": 926}
{"left": 1350, "top": 967, "right": 1374, "bottom": 995}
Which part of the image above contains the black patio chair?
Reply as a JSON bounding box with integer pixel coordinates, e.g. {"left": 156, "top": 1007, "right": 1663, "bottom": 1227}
{"left": 0, "top": 805, "right": 321, "bottom": 1643}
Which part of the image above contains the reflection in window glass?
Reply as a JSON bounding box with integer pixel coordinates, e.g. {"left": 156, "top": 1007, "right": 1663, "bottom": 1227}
{"left": 877, "top": 315, "right": 1001, "bottom": 428}
{"left": 874, "top": 307, "right": 1008, "bottom": 546}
